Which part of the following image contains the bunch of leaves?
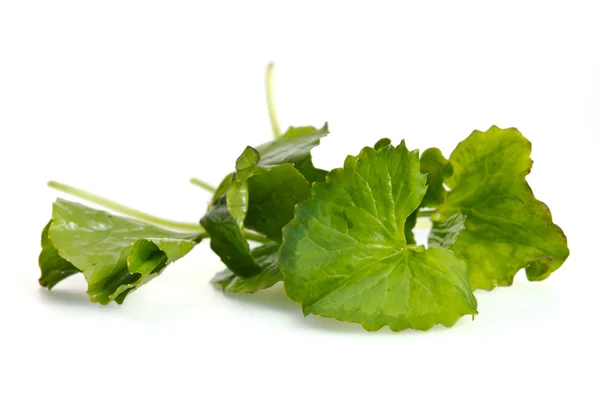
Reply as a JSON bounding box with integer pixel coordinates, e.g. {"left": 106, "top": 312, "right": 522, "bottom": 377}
{"left": 38, "top": 65, "right": 569, "bottom": 332}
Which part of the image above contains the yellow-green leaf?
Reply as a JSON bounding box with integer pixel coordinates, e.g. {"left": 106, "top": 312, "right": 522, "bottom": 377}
{"left": 429, "top": 126, "right": 569, "bottom": 290}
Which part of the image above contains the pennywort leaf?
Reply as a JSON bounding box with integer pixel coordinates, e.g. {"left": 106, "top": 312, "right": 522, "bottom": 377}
{"left": 404, "top": 147, "right": 452, "bottom": 244}
{"left": 200, "top": 196, "right": 263, "bottom": 277}
{"left": 226, "top": 179, "right": 249, "bottom": 226}
{"left": 211, "top": 172, "right": 234, "bottom": 206}
{"left": 211, "top": 241, "right": 281, "bottom": 293}
{"left": 39, "top": 199, "right": 201, "bottom": 304}
{"left": 39, "top": 221, "right": 80, "bottom": 289}
{"left": 242, "top": 164, "right": 312, "bottom": 242}
{"left": 403, "top": 211, "right": 419, "bottom": 246}
{"left": 211, "top": 124, "right": 329, "bottom": 207}
{"left": 255, "top": 125, "right": 329, "bottom": 184}
{"left": 429, "top": 126, "right": 569, "bottom": 290}
{"left": 419, "top": 147, "right": 453, "bottom": 208}
{"left": 279, "top": 141, "right": 478, "bottom": 331}
{"left": 428, "top": 213, "right": 466, "bottom": 249}
{"left": 202, "top": 163, "right": 311, "bottom": 278}
{"left": 203, "top": 127, "right": 326, "bottom": 280}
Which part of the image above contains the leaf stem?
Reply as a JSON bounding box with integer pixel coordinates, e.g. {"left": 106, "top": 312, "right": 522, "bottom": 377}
{"left": 47, "top": 181, "right": 271, "bottom": 243}
{"left": 244, "top": 231, "right": 271, "bottom": 244}
{"left": 265, "top": 62, "right": 282, "bottom": 139}
{"left": 48, "top": 180, "right": 207, "bottom": 233}
{"left": 189, "top": 178, "right": 216, "bottom": 193}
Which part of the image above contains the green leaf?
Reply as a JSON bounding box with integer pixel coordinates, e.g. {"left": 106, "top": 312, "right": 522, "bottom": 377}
{"left": 234, "top": 146, "right": 262, "bottom": 182}
{"left": 211, "top": 122, "right": 328, "bottom": 209}
{"left": 222, "top": 126, "right": 325, "bottom": 234}
{"left": 254, "top": 124, "right": 329, "bottom": 184}
{"left": 39, "top": 221, "right": 81, "bottom": 289}
{"left": 428, "top": 213, "right": 466, "bottom": 249}
{"left": 279, "top": 141, "right": 478, "bottom": 331}
{"left": 203, "top": 164, "right": 310, "bottom": 278}
{"left": 39, "top": 199, "right": 200, "bottom": 304}
{"left": 205, "top": 125, "right": 326, "bottom": 286}
{"left": 211, "top": 242, "right": 282, "bottom": 293}
{"left": 403, "top": 210, "right": 418, "bottom": 245}
{"left": 429, "top": 126, "right": 569, "bottom": 290}
{"left": 403, "top": 148, "right": 452, "bottom": 244}
{"left": 419, "top": 147, "right": 453, "bottom": 208}
{"left": 243, "top": 164, "right": 311, "bottom": 242}
{"left": 200, "top": 196, "right": 263, "bottom": 277}
{"left": 374, "top": 138, "right": 392, "bottom": 150}
{"left": 226, "top": 179, "right": 248, "bottom": 226}
{"left": 224, "top": 146, "right": 313, "bottom": 240}
{"left": 211, "top": 172, "right": 233, "bottom": 206}
{"left": 235, "top": 146, "right": 260, "bottom": 171}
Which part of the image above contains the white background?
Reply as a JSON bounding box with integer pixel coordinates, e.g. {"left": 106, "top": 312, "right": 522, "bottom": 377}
{"left": 1, "top": 1, "right": 599, "bottom": 396}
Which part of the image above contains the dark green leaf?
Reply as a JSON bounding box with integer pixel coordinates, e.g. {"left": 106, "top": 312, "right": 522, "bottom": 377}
{"left": 403, "top": 148, "right": 452, "bottom": 243}
{"left": 243, "top": 164, "right": 311, "bottom": 242}
{"left": 293, "top": 156, "right": 328, "bottom": 185}
{"left": 203, "top": 164, "right": 310, "bottom": 279}
{"left": 212, "top": 242, "right": 282, "bottom": 293}
{"left": 279, "top": 141, "right": 478, "bottom": 331}
{"left": 254, "top": 124, "right": 329, "bottom": 184}
{"left": 200, "top": 196, "right": 262, "bottom": 277}
{"left": 39, "top": 199, "right": 200, "bottom": 304}
{"left": 429, "top": 126, "right": 569, "bottom": 290}
{"left": 403, "top": 210, "right": 418, "bottom": 245}
{"left": 223, "top": 125, "right": 326, "bottom": 234}
{"left": 206, "top": 124, "right": 328, "bottom": 288}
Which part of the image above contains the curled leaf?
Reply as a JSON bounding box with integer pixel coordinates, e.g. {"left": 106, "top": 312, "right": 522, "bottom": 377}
{"left": 429, "top": 126, "right": 569, "bottom": 290}
{"left": 211, "top": 242, "right": 282, "bottom": 293}
{"left": 39, "top": 199, "right": 200, "bottom": 304}
{"left": 201, "top": 196, "right": 263, "bottom": 277}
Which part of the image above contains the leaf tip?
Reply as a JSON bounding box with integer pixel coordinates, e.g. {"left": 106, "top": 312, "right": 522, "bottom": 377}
{"left": 374, "top": 138, "right": 391, "bottom": 150}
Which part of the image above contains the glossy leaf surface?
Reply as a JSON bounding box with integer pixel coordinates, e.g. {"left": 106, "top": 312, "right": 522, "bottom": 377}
{"left": 39, "top": 199, "right": 200, "bottom": 304}
{"left": 279, "top": 141, "right": 477, "bottom": 331}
